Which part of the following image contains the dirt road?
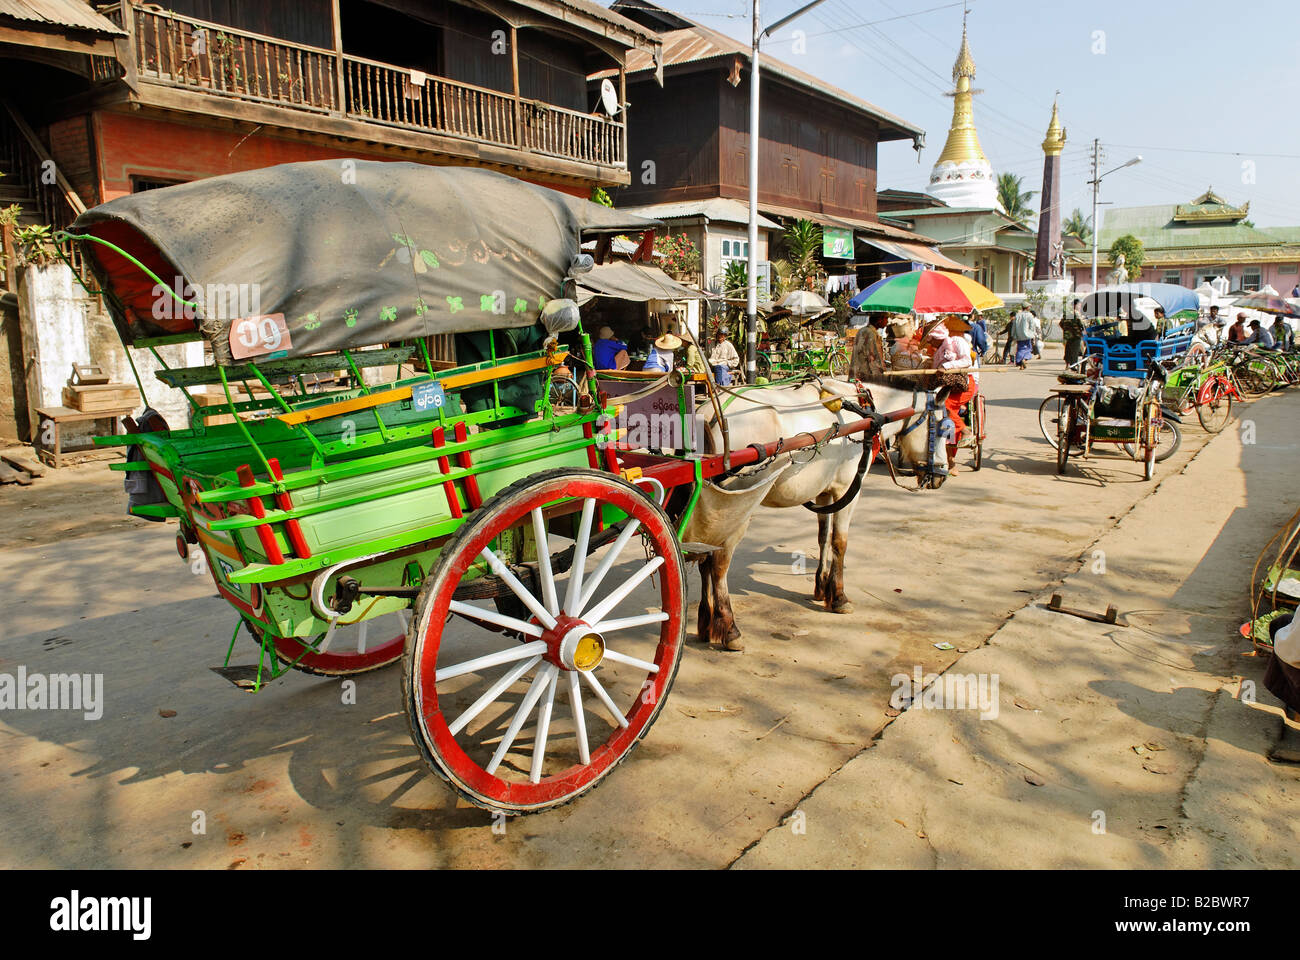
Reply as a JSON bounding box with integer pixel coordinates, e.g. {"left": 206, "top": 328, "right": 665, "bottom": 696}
{"left": 1, "top": 348, "right": 1294, "bottom": 868}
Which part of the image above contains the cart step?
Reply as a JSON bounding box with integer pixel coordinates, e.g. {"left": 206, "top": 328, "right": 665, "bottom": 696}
{"left": 1046, "top": 593, "right": 1123, "bottom": 626}
{"left": 210, "top": 664, "right": 273, "bottom": 691}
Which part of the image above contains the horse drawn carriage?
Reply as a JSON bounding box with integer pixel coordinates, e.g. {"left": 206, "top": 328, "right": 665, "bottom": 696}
{"left": 66, "top": 160, "right": 928, "bottom": 815}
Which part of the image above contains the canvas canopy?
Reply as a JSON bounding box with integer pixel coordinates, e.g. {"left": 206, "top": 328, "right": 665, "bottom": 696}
{"left": 71, "top": 160, "right": 659, "bottom": 364}
{"left": 573, "top": 261, "right": 711, "bottom": 304}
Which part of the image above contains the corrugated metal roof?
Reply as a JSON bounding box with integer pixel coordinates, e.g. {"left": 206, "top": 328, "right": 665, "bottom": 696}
{"left": 1098, "top": 202, "right": 1300, "bottom": 252}
{"left": 514, "top": 0, "right": 658, "bottom": 46}
{"left": 758, "top": 201, "right": 938, "bottom": 245}
{"left": 620, "top": 197, "right": 781, "bottom": 229}
{"left": 596, "top": 12, "right": 921, "bottom": 137}
{"left": 0, "top": 0, "right": 125, "bottom": 34}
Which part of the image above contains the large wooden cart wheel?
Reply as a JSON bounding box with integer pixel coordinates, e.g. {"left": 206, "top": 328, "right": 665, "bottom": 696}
{"left": 403, "top": 468, "right": 687, "bottom": 815}
{"left": 970, "top": 393, "right": 985, "bottom": 471}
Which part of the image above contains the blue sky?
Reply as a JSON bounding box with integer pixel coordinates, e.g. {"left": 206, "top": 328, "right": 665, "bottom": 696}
{"left": 624, "top": 0, "right": 1300, "bottom": 227}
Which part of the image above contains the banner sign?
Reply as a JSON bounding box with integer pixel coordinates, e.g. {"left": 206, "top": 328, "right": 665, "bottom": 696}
{"left": 823, "top": 228, "right": 854, "bottom": 260}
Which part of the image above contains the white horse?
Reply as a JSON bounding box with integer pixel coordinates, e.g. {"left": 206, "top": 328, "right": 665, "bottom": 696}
{"left": 683, "top": 379, "right": 947, "bottom": 651}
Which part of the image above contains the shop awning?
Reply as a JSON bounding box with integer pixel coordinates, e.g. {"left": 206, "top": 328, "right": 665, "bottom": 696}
{"left": 574, "top": 261, "right": 713, "bottom": 305}
{"left": 858, "top": 236, "right": 970, "bottom": 272}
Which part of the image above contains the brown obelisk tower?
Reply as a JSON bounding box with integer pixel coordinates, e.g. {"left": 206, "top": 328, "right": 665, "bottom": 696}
{"left": 1033, "top": 99, "right": 1066, "bottom": 279}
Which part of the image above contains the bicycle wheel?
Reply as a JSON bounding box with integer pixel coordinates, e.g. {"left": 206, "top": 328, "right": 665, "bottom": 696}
{"left": 756, "top": 352, "right": 772, "bottom": 381}
{"left": 1124, "top": 420, "right": 1180, "bottom": 462}
{"left": 971, "top": 393, "right": 984, "bottom": 471}
{"left": 548, "top": 374, "right": 579, "bottom": 409}
{"left": 1195, "top": 378, "right": 1233, "bottom": 433}
{"left": 828, "top": 350, "right": 849, "bottom": 378}
{"left": 1039, "top": 395, "right": 1064, "bottom": 449}
{"left": 1056, "top": 404, "right": 1073, "bottom": 474}
{"left": 1242, "top": 360, "right": 1277, "bottom": 396}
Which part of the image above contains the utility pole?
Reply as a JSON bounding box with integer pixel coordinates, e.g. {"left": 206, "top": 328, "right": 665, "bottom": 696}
{"left": 745, "top": 0, "right": 760, "bottom": 385}
{"left": 1088, "top": 140, "right": 1141, "bottom": 290}
{"left": 745, "top": 0, "right": 827, "bottom": 384}
{"left": 1089, "top": 138, "right": 1101, "bottom": 290}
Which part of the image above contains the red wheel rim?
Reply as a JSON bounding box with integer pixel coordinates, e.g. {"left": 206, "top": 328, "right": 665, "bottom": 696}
{"left": 271, "top": 628, "right": 406, "bottom": 674}
{"left": 410, "top": 474, "right": 684, "bottom": 811}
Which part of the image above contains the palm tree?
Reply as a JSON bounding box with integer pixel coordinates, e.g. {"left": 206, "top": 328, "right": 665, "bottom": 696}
{"left": 779, "top": 219, "right": 823, "bottom": 289}
{"left": 1063, "top": 208, "right": 1092, "bottom": 247}
{"left": 996, "top": 173, "right": 1037, "bottom": 225}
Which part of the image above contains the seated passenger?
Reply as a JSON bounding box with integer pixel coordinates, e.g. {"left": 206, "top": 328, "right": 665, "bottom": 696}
{"left": 642, "top": 332, "right": 682, "bottom": 373}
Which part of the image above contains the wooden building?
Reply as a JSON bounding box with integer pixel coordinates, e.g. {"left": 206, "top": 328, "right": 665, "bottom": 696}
{"left": 0, "top": 0, "right": 660, "bottom": 441}
{"left": 600, "top": 0, "right": 961, "bottom": 295}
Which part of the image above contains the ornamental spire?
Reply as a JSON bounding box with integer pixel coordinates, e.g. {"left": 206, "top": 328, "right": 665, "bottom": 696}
{"left": 927, "top": 10, "right": 997, "bottom": 208}
{"left": 1042, "top": 96, "right": 1066, "bottom": 156}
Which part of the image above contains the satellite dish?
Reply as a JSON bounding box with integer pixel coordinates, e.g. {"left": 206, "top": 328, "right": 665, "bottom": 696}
{"left": 599, "top": 78, "right": 620, "bottom": 117}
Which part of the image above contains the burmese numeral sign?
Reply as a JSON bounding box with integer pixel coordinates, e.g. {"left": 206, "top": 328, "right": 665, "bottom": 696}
{"left": 411, "top": 380, "right": 446, "bottom": 412}
{"left": 229, "top": 314, "right": 291, "bottom": 360}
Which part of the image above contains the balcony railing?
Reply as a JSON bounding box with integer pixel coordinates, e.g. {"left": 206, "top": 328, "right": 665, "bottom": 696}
{"left": 94, "top": 4, "right": 626, "bottom": 170}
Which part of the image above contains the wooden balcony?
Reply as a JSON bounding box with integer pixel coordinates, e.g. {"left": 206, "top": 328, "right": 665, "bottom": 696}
{"left": 93, "top": 4, "right": 627, "bottom": 179}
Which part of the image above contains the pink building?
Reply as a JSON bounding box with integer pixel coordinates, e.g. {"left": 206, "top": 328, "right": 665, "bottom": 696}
{"left": 1069, "top": 189, "right": 1300, "bottom": 294}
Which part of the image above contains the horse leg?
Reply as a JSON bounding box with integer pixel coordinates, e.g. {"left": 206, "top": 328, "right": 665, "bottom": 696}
{"left": 710, "top": 544, "right": 744, "bottom": 651}
{"left": 813, "top": 510, "right": 832, "bottom": 602}
{"left": 826, "top": 502, "right": 857, "bottom": 614}
{"left": 697, "top": 555, "right": 715, "bottom": 644}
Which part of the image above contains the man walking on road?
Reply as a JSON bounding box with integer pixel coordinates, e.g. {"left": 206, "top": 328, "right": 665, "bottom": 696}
{"left": 1010, "top": 305, "right": 1037, "bottom": 369}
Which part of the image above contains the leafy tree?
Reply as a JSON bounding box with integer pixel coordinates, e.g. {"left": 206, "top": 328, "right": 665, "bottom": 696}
{"left": 1107, "top": 234, "right": 1145, "bottom": 281}
{"left": 1063, "top": 208, "right": 1092, "bottom": 246}
{"left": 996, "top": 172, "right": 1037, "bottom": 225}
{"left": 778, "top": 219, "right": 823, "bottom": 289}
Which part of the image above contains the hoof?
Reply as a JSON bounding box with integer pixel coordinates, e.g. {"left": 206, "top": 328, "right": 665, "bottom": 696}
{"left": 830, "top": 599, "right": 854, "bottom": 614}
{"left": 723, "top": 636, "right": 745, "bottom": 652}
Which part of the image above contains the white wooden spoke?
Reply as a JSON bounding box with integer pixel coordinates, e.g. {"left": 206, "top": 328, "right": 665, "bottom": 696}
{"left": 563, "top": 498, "right": 596, "bottom": 617}
{"left": 531, "top": 507, "right": 559, "bottom": 616}
{"left": 436, "top": 640, "right": 547, "bottom": 683}
{"left": 567, "top": 669, "right": 590, "bottom": 765}
{"left": 581, "top": 669, "right": 629, "bottom": 729}
{"left": 591, "top": 611, "right": 669, "bottom": 633}
{"left": 357, "top": 619, "right": 368, "bottom": 654}
{"left": 317, "top": 618, "right": 338, "bottom": 654}
{"left": 486, "top": 663, "right": 558, "bottom": 775}
{"left": 601, "top": 647, "right": 660, "bottom": 674}
{"left": 395, "top": 609, "right": 409, "bottom": 632}
{"left": 447, "top": 654, "right": 543, "bottom": 737}
{"left": 530, "top": 668, "right": 560, "bottom": 784}
{"left": 449, "top": 599, "right": 544, "bottom": 638}
{"left": 582, "top": 556, "right": 666, "bottom": 628}
{"left": 575, "top": 518, "right": 643, "bottom": 616}
{"left": 479, "top": 545, "right": 557, "bottom": 630}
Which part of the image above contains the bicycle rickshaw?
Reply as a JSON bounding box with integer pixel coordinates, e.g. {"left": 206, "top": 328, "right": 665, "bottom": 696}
{"left": 64, "top": 160, "right": 915, "bottom": 815}
{"left": 1049, "top": 284, "right": 1197, "bottom": 479}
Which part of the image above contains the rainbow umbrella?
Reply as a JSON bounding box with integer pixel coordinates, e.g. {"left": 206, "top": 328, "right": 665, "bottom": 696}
{"left": 849, "top": 270, "right": 1002, "bottom": 313}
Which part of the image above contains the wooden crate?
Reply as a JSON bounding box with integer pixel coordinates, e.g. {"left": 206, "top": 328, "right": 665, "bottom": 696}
{"left": 62, "top": 383, "right": 142, "bottom": 412}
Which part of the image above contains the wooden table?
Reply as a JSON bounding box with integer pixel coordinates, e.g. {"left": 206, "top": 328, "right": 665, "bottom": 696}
{"left": 33, "top": 405, "right": 135, "bottom": 468}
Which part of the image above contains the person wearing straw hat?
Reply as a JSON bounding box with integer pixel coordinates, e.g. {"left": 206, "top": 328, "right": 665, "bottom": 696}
{"left": 642, "top": 331, "right": 682, "bottom": 373}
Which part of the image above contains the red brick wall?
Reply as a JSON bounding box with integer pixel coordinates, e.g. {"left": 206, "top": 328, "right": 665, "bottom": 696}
{"left": 46, "top": 116, "right": 98, "bottom": 208}
{"left": 93, "top": 111, "right": 588, "bottom": 201}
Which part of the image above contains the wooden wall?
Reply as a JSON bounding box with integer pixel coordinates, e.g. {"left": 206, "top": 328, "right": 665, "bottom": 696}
{"left": 162, "top": 0, "right": 334, "bottom": 48}
{"left": 621, "top": 67, "right": 880, "bottom": 221}
{"left": 617, "top": 70, "right": 721, "bottom": 205}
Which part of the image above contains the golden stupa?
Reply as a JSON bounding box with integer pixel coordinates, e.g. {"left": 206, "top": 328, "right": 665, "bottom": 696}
{"left": 927, "top": 15, "right": 998, "bottom": 208}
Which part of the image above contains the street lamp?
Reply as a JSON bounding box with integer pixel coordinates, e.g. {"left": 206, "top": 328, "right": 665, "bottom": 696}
{"left": 1088, "top": 144, "right": 1141, "bottom": 289}
{"left": 745, "top": 0, "right": 828, "bottom": 384}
